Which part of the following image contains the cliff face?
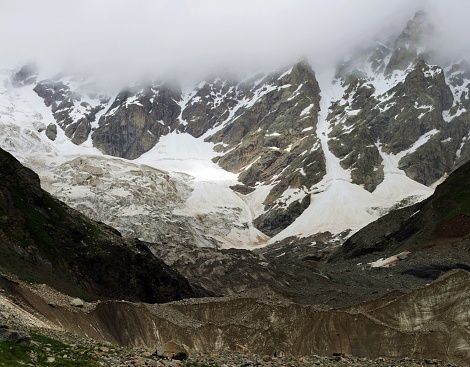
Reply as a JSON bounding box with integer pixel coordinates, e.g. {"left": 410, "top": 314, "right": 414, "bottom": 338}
{"left": 92, "top": 83, "right": 182, "bottom": 159}
{"left": 207, "top": 61, "right": 324, "bottom": 236}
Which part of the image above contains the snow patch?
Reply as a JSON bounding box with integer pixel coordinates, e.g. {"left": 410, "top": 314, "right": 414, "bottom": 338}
{"left": 300, "top": 103, "right": 314, "bottom": 116}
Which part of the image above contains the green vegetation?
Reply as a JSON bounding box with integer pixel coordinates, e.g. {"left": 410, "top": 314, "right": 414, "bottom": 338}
{"left": 433, "top": 162, "right": 470, "bottom": 220}
{"left": 10, "top": 189, "right": 61, "bottom": 254}
{"left": 185, "top": 362, "right": 221, "bottom": 367}
{"left": 0, "top": 334, "right": 101, "bottom": 367}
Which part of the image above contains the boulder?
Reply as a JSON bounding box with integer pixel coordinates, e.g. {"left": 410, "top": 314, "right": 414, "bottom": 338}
{"left": 45, "top": 123, "right": 57, "bottom": 141}
{"left": 0, "top": 326, "right": 31, "bottom": 345}
{"left": 70, "top": 298, "right": 84, "bottom": 307}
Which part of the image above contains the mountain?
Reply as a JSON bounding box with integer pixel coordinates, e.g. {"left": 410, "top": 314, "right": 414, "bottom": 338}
{"left": 0, "top": 146, "right": 207, "bottom": 302}
{"left": 1, "top": 11, "right": 470, "bottom": 251}
{"left": 0, "top": 148, "right": 468, "bottom": 361}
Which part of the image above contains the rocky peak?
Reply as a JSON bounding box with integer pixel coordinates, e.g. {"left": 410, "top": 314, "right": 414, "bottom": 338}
{"left": 205, "top": 59, "right": 324, "bottom": 236}
{"left": 327, "top": 56, "right": 457, "bottom": 193}
{"left": 385, "top": 10, "right": 433, "bottom": 75}
{"left": 283, "top": 58, "right": 316, "bottom": 85}
{"left": 399, "top": 60, "right": 453, "bottom": 111}
{"left": 181, "top": 77, "right": 242, "bottom": 138}
{"left": 394, "top": 10, "right": 430, "bottom": 49}
{"left": 11, "top": 63, "right": 37, "bottom": 87}
{"left": 335, "top": 10, "right": 434, "bottom": 82}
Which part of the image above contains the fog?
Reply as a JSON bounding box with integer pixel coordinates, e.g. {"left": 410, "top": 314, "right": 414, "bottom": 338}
{"left": 0, "top": 0, "right": 468, "bottom": 85}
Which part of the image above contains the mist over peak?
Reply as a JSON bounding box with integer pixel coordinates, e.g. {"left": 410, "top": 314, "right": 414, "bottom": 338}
{"left": 1, "top": 0, "right": 468, "bottom": 86}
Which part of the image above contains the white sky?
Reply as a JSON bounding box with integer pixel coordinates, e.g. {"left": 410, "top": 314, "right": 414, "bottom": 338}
{"left": 0, "top": 0, "right": 468, "bottom": 84}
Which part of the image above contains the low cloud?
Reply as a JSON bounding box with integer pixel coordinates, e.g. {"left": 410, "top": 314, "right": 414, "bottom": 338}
{"left": 0, "top": 0, "right": 467, "bottom": 85}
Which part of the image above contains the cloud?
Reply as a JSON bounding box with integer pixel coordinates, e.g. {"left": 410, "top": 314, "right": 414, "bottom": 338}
{"left": 425, "top": 0, "right": 470, "bottom": 64}
{"left": 0, "top": 0, "right": 467, "bottom": 84}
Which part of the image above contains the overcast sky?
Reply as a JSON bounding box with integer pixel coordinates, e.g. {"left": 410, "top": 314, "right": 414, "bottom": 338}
{"left": 1, "top": 0, "right": 469, "bottom": 84}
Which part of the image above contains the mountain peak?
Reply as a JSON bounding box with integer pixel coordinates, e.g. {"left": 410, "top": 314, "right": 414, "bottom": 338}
{"left": 395, "top": 10, "right": 432, "bottom": 49}
{"left": 384, "top": 10, "right": 434, "bottom": 75}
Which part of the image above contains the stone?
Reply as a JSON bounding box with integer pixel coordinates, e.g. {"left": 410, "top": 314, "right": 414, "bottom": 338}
{"left": 70, "top": 298, "right": 84, "bottom": 307}
{"left": 45, "top": 123, "right": 57, "bottom": 141}
{"left": 34, "top": 78, "right": 105, "bottom": 146}
{"left": 0, "top": 326, "right": 31, "bottom": 345}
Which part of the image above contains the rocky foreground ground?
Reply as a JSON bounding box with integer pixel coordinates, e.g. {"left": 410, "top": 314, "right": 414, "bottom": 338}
{"left": 1, "top": 269, "right": 469, "bottom": 367}
{"left": 0, "top": 320, "right": 464, "bottom": 367}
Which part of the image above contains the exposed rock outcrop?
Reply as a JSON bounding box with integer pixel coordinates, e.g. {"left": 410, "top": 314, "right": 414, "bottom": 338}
{"left": 329, "top": 59, "right": 455, "bottom": 189}
{"left": 92, "top": 83, "right": 181, "bottom": 159}
{"left": 384, "top": 10, "right": 434, "bottom": 75}
{"left": 33, "top": 77, "right": 107, "bottom": 145}
{"left": 45, "top": 123, "right": 57, "bottom": 141}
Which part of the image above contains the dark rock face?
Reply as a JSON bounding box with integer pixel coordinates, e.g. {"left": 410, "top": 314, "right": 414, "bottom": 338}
{"left": 92, "top": 83, "right": 181, "bottom": 159}
{"left": 181, "top": 76, "right": 243, "bottom": 138}
{"left": 326, "top": 11, "right": 470, "bottom": 192}
{"left": 206, "top": 61, "right": 325, "bottom": 234}
{"left": 329, "top": 59, "right": 456, "bottom": 190}
{"left": 376, "top": 61, "right": 453, "bottom": 152}
{"left": 0, "top": 147, "right": 207, "bottom": 302}
{"left": 209, "top": 61, "right": 323, "bottom": 185}
{"left": 254, "top": 194, "right": 310, "bottom": 237}
{"left": 33, "top": 78, "right": 107, "bottom": 145}
{"left": 45, "top": 123, "right": 57, "bottom": 141}
{"left": 327, "top": 78, "right": 384, "bottom": 191}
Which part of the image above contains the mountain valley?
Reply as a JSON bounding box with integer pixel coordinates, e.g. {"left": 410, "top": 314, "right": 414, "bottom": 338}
{"left": 0, "top": 7, "right": 469, "bottom": 367}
